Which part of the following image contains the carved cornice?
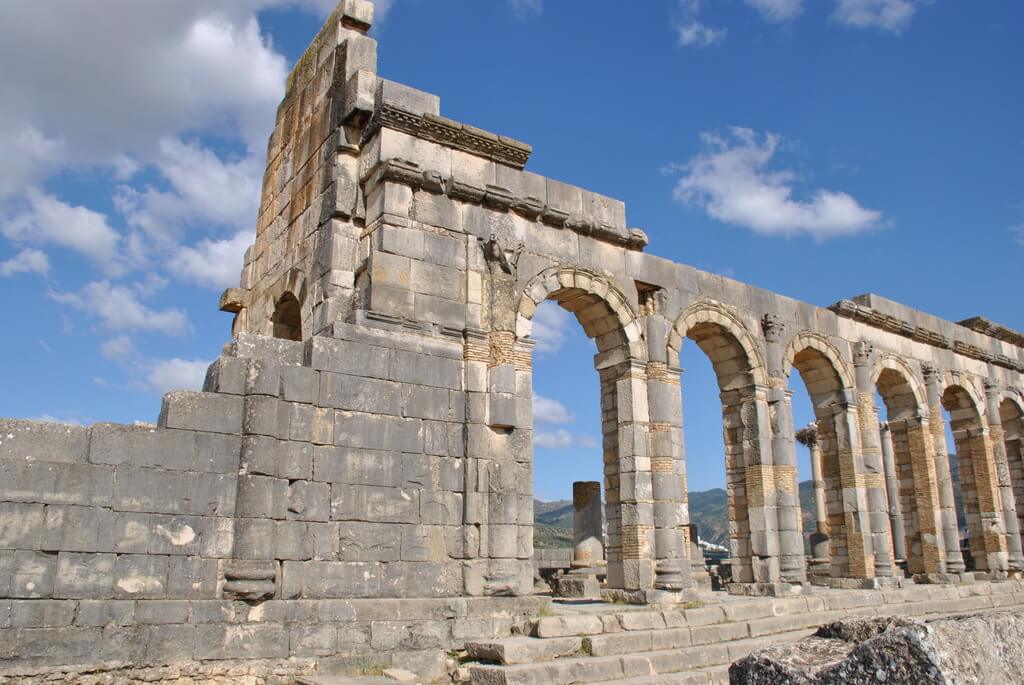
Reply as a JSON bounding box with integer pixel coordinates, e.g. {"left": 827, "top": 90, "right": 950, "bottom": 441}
{"left": 958, "top": 316, "right": 1024, "bottom": 348}
{"left": 366, "top": 104, "right": 532, "bottom": 169}
{"left": 830, "top": 299, "right": 1024, "bottom": 373}
{"left": 364, "top": 158, "right": 649, "bottom": 251}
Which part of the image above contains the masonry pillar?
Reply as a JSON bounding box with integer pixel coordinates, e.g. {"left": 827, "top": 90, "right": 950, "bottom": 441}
{"left": 761, "top": 315, "right": 805, "bottom": 586}
{"left": 796, "top": 425, "right": 829, "bottom": 549}
{"left": 852, "top": 343, "right": 894, "bottom": 579}
{"left": 644, "top": 310, "right": 691, "bottom": 593}
{"left": 985, "top": 380, "right": 1024, "bottom": 573}
{"left": 923, "top": 364, "right": 966, "bottom": 574}
{"left": 598, "top": 356, "right": 657, "bottom": 592}
{"left": 572, "top": 481, "right": 604, "bottom": 569}
{"left": 879, "top": 422, "right": 907, "bottom": 563}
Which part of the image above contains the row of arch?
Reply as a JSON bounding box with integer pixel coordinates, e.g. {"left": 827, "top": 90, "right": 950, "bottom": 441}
{"left": 516, "top": 266, "right": 1024, "bottom": 587}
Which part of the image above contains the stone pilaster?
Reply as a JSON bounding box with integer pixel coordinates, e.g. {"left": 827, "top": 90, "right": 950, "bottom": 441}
{"left": 923, "top": 364, "right": 966, "bottom": 574}
{"left": 985, "top": 379, "right": 1024, "bottom": 573}
{"left": 598, "top": 356, "right": 656, "bottom": 591}
{"left": 853, "top": 343, "right": 894, "bottom": 578}
{"left": 899, "top": 416, "right": 945, "bottom": 575}
{"left": 645, "top": 348, "right": 691, "bottom": 592}
{"left": 879, "top": 422, "right": 907, "bottom": 563}
{"left": 761, "top": 315, "right": 805, "bottom": 585}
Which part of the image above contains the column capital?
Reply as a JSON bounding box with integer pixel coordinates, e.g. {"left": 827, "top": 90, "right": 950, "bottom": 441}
{"left": 795, "top": 423, "right": 818, "bottom": 447}
{"left": 853, "top": 341, "right": 873, "bottom": 367}
{"left": 760, "top": 313, "right": 786, "bottom": 343}
{"left": 921, "top": 362, "right": 944, "bottom": 387}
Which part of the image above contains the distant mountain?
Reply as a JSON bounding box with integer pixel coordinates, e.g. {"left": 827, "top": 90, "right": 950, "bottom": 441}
{"left": 534, "top": 480, "right": 820, "bottom": 551}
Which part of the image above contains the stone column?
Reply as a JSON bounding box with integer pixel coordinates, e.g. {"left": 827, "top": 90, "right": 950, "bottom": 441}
{"left": 879, "top": 422, "right": 907, "bottom": 562}
{"left": 598, "top": 355, "right": 657, "bottom": 592}
{"left": 985, "top": 380, "right": 1024, "bottom": 573}
{"left": 761, "top": 314, "right": 805, "bottom": 585}
{"left": 796, "top": 425, "right": 828, "bottom": 534}
{"left": 572, "top": 481, "right": 604, "bottom": 570}
{"left": 645, "top": 311, "right": 691, "bottom": 593}
{"left": 923, "top": 364, "right": 966, "bottom": 574}
{"left": 853, "top": 343, "right": 894, "bottom": 579}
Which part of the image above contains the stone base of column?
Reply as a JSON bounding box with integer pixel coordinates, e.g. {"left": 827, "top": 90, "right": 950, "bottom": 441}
{"left": 973, "top": 569, "right": 1020, "bottom": 582}
{"left": 911, "top": 571, "right": 976, "bottom": 585}
{"left": 552, "top": 574, "right": 601, "bottom": 599}
{"left": 601, "top": 587, "right": 700, "bottom": 606}
{"left": 725, "top": 581, "right": 806, "bottom": 597}
{"left": 826, "top": 576, "right": 904, "bottom": 590}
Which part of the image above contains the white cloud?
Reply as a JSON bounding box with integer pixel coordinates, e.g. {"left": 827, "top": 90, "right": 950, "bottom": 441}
{"left": 531, "top": 301, "right": 575, "bottom": 354}
{"left": 832, "top": 0, "right": 918, "bottom": 32}
{"left": 0, "top": 4, "right": 289, "bottom": 197}
{"left": 673, "top": 127, "right": 882, "bottom": 239}
{"left": 508, "top": 0, "right": 543, "bottom": 18}
{"left": 578, "top": 434, "right": 600, "bottom": 449}
{"left": 29, "top": 415, "right": 85, "bottom": 426}
{"left": 745, "top": 0, "right": 804, "bottom": 22}
{"left": 101, "top": 335, "right": 137, "bottom": 362}
{"left": 1012, "top": 224, "right": 1024, "bottom": 246}
{"left": 0, "top": 248, "right": 49, "bottom": 277}
{"left": 146, "top": 358, "right": 211, "bottom": 395}
{"left": 677, "top": 22, "right": 727, "bottom": 47}
{"left": 170, "top": 229, "right": 253, "bottom": 290}
{"left": 2, "top": 190, "right": 125, "bottom": 274}
{"left": 50, "top": 281, "right": 189, "bottom": 335}
{"left": 533, "top": 394, "right": 575, "bottom": 424}
{"left": 675, "top": 0, "right": 726, "bottom": 48}
{"left": 535, "top": 429, "right": 574, "bottom": 449}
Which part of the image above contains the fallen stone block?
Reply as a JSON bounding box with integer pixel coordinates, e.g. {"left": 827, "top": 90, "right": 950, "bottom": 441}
{"left": 730, "top": 610, "right": 1024, "bottom": 684}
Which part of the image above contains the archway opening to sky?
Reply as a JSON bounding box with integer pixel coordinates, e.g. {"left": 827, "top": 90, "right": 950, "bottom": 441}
{"left": 1000, "top": 398, "right": 1024, "bottom": 544}
{"left": 675, "top": 318, "right": 765, "bottom": 586}
{"left": 941, "top": 386, "right": 985, "bottom": 572}
{"left": 787, "top": 345, "right": 853, "bottom": 580}
{"left": 529, "top": 300, "right": 605, "bottom": 552}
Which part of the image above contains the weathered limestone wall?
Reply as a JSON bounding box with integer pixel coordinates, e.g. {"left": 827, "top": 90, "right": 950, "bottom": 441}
{"left": 3, "top": 0, "right": 1024, "bottom": 679}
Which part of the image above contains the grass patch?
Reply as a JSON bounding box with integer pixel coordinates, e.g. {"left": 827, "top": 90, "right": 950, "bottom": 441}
{"left": 536, "top": 604, "right": 555, "bottom": 617}
{"left": 681, "top": 600, "right": 705, "bottom": 610}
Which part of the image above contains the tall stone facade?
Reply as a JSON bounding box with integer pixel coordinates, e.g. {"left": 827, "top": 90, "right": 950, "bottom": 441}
{"left": 3, "top": 0, "right": 1024, "bottom": 678}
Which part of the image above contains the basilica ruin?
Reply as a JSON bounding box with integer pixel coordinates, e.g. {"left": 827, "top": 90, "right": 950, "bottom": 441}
{"left": 3, "top": 1, "right": 1024, "bottom": 682}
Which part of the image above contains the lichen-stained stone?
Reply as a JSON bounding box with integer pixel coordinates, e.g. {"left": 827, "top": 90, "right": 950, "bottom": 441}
{"left": 731, "top": 611, "right": 1024, "bottom": 684}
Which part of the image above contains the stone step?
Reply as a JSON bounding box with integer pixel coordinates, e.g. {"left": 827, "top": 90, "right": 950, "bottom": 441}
{"left": 530, "top": 582, "right": 1024, "bottom": 639}
{"left": 465, "top": 636, "right": 584, "bottom": 664}
{"left": 600, "top": 664, "right": 730, "bottom": 685}
{"left": 468, "top": 630, "right": 809, "bottom": 685}
{"left": 467, "top": 589, "right": 1024, "bottom": 685}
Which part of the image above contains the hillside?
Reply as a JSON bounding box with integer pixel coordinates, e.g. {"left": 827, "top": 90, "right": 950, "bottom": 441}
{"left": 534, "top": 481, "right": 820, "bottom": 550}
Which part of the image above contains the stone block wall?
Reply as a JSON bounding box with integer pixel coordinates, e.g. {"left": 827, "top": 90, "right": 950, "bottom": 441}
{"left": 0, "top": 328, "right": 545, "bottom": 679}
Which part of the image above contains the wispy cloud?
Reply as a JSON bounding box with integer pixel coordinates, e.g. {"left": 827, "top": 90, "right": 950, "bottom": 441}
{"left": 508, "top": 0, "right": 543, "bottom": 19}
{"left": 671, "top": 127, "right": 882, "bottom": 240}
{"left": 535, "top": 429, "right": 573, "bottom": 449}
{"left": 0, "top": 247, "right": 49, "bottom": 277}
{"left": 832, "top": 0, "right": 921, "bottom": 33}
{"left": 531, "top": 301, "right": 575, "bottom": 354}
{"left": 1012, "top": 224, "right": 1024, "bottom": 246}
{"left": 745, "top": 0, "right": 804, "bottom": 23}
{"left": 50, "top": 280, "right": 189, "bottom": 335}
{"left": 534, "top": 394, "right": 575, "bottom": 424}
{"left": 675, "top": 0, "right": 726, "bottom": 48}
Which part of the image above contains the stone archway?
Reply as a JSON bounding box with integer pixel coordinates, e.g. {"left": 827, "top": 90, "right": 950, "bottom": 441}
{"left": 942, "top": 383, "right": 1005, "bottom": 572}
{"left": 667, "top": 302, "right": 771, "bottom": 585}
{"left": 1000, "top": 395, "right": 1024, "bottom": 549}
{"left": 872, "top": 357, "right": 943, "bottom": 575}
{"left": 513, "top": 266, "right": 668, "bottom": 592}
{"left": 784, "top": 333, "right": 865, "bottom": 579}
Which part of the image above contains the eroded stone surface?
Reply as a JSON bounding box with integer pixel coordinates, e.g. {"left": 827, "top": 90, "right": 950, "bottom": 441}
{"left": 730, "top": 610, "right": 1024, "bottom": 685}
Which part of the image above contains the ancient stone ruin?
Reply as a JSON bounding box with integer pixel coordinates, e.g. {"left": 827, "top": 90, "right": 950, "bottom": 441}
{"left": 3, "top": 1, "right": 1024, "bottom": 682}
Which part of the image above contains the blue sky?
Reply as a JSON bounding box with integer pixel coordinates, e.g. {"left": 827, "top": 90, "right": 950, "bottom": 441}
{"left": 1, "top": 1, "right": 1020, "bottom": 500}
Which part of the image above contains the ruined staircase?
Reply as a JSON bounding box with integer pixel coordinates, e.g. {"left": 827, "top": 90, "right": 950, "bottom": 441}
{"left": 460, "top": 580, "right": 1024, "bottom": 685}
